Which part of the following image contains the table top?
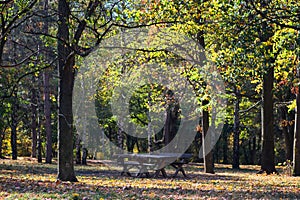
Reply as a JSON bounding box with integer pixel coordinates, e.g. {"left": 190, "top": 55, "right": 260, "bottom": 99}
{"left": 115, "top": 152, "right": 192, "bottom": 159}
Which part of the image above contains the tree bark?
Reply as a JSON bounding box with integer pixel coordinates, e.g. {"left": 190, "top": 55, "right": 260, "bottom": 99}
{"left": 260, "top": 66, "right": 276, "bottom": 174}
{"left": 44, "top": 70, "right": 52, "bottom": 163}
{"left": 11, "top": 95, "right": 17, "bottom": 160}
{"left": 0, "top": 131, "right": 3, "bottom": 158}
{"left": 75, "top": 136, "right": 81, "bottom": 164}
{"left": 0, "top": 35, "right": 7, "bottom": 64}
{"left": 202, "top": 100, "right": 214, "bottom": 173}
{"left": 57, "top": 53, "right": 77, "bottom": 181}
{"left": 222, "top": 129, "right": 228, "bottom": 164}
{"left": 232, "top": 89, "right": 240, "bottom": 169}
{"left": 256, "top": 0, "right": 277, "bottom": 175}
{"left": 57, "top": 0, "right": 77, "bottom": 182}
{"left": 43, "top": 0, "right": 52, "bottom": 164}
{"left": 280, "top": 107, "right": 294, "bottom": 161}
{"left": 37, "top": 115, "right": 42, "bottom": 163}
{"left": 31, "top": 86, "right": 37, "bottom": 158}
{"left": 249, "top": 134, "right": 256, "bottom": 164}
{"left": 293, "top": 67, "right": 300, "bottom": 176}
{"left": 82, "top": 148, "right": 88, "bottom": 165}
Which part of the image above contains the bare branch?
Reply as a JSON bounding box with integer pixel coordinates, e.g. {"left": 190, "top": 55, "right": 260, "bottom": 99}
{"left": 112, "top": 21, "right": 180, "bottom": 29}
{"left": 0, "top": 0, "right": 12, "bottom": 4}
{"left": 1, "top": 58, "right": 57, "bottom": 99}
{"left": 4, "top": 0, "right": 38, "bottom": 36}
{"left": 239, "top": 100, "right": 261, "bottom": 113}
{"left": 0, "top": 49, "right": 39, "bottom": 68}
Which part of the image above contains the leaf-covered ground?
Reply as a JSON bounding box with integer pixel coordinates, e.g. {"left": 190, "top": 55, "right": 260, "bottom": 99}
{"left": 0, "top": 157, "right": 299, "bottom": 199}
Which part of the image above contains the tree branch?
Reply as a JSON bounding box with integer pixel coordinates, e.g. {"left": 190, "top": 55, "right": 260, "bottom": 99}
{"left": 0, "top": 50, "right": 39, "bottom": 68}
{"left": 1, "top": 58, "right": 57, "bottom": 99}
{"left": 247, "top": 0, "right": 300, "bottom": 30}
{"left": 112, "top": 21, "right": 180, "bottom": 29}
{"left": 239, "top": 100, "right": 261, "bottom": 114}
{"left": 0, "top": 0, "right": 12, "bottom": 4}
{"left": 4, "top": 0, "right": 38, "bottom": 37}
{"left": 73, "top": 0, "right": 100, "bottom": 44}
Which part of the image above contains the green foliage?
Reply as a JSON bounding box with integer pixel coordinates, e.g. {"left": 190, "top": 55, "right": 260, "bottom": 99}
{"left": 0, "top": 0, "right": 299, "bottom": 169}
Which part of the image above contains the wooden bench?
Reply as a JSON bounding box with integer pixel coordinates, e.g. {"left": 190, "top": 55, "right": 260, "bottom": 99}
{"left": 115, "top": 153, "right": 192, "bottom": 178}
{"left": 170, "top": 154, "right": 192, "bottom": 178}
{"left": 119, "top": 160, "right": 155, "bottom": 177}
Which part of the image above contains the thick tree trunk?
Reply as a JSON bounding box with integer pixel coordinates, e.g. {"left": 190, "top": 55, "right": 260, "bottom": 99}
{"left": 260, "top": 66, "right": 276, "bottom": 174}
{"left": 202, "top": 100, "right": 214, "bottom": 174}
{"left": 257, "top": 0, "right": 277, "bottom": 175}
{"left": 57, "top": 0, "right": 77, "bottom": 182}
{"left": 232, "top": 90, "right": 240, "bottom": 169}
{"left": 31, "top": 87, "right": 37, "bottom": 158}
{"left": 293, "top": 68, "right": 300, "bottom": 176}
{"left": 57, "top": 54, "right": 77, "bottom": 181}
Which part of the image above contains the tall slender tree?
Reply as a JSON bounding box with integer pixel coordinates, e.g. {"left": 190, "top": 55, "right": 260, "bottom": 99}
{"left": 293, "top": 60, "right": 300, "bottom": 176}
{"left": 42, "top": 0, "right": 52, "bottom": 164}
{"left": 232, "top": 88, "right": 241, "bottom": 169}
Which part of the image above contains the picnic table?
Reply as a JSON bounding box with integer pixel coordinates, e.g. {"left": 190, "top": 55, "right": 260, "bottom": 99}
{"left": 115, "top": 153, "right": 192, "bottom": 178}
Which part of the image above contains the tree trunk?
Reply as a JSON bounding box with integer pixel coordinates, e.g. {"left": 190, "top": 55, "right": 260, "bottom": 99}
{"left": 75, "top": 136, "right": 81, "bottom": 164}
{"left": 11, "top": 95, "right": 17, "bottom": 160}
{"left": 232, "top": 90, "right": 240, "bottom": 169}
{"left": 257, "top": 126, "right": 262, "bottom": 164}
{"left": 0, "top": 39, "right": 6, "bottom": 63}
{"left": 31, "top": 86, "right": 37, "bottom": 158}
{"left": 0, "top": 131, "right": 3, "bottom": 158}
{"left": 57, "top": 0, "right": 77, "bottom": 182}
{"left": 293, "top": 67, "right": 300, "bottom": 176}
{"left": 222, "top": 130, "right": 228, "bottom": 164}
{"left": 117, "top": 128, "right": 124, "bottom": 150}
{"left": 82, "top": 148, "right": 88, "bottom": 165}
{"left": 202, "top": 100, "right": 214, "bottom": 174}
{"left": 164, "top": 105, "right": 171, "bottom": 147}
{"left": 44, "top": 70, "right": 52, "bottom": 164}
{"left": 57, "top": 54, "right": 77, "bottom": 181}
{"left": 43, "top": 0, "right": 52, "bottom": 164}
{"left": 260, "top": 66, "right": 276, "bottom": 174}
{"left": 281, "top": 107, "right": 294, "bottom": 161}
{"left": 249, "top": 134, "right": 256, "bottom": 164}
{"left": 37, "top": 115, "right": 42, "bottom": 163}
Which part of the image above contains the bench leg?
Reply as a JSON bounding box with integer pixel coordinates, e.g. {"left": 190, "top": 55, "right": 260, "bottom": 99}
{"left": 171, "top": 163, "right": 187, "bottom": 178}
{"left": 152, "top": 168, "right": 168, "bottom": 178}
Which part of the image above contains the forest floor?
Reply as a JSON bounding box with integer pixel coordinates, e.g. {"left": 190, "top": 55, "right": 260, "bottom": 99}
{"left": 0, "top": 157, "right": 299, "bottom": 200}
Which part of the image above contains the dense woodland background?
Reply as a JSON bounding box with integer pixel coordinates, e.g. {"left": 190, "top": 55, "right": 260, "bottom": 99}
{"left": 0, "top": 0, "right": 300, "bottom": 181}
